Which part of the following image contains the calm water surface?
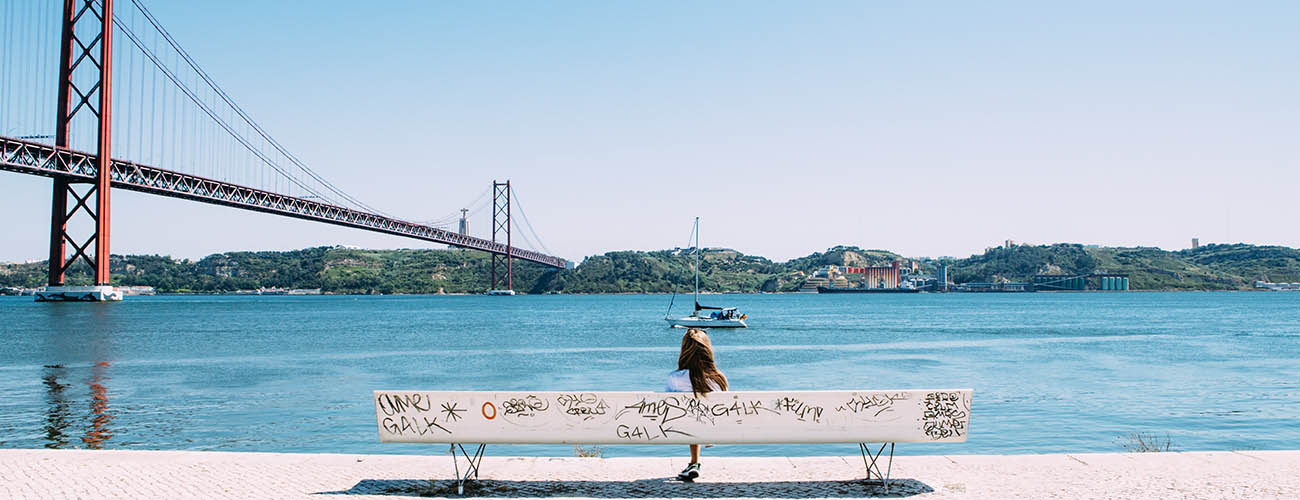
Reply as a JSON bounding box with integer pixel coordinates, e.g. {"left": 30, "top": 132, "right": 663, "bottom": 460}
{"left": 1, "top": 292, "right": 1297, "bottom": 456}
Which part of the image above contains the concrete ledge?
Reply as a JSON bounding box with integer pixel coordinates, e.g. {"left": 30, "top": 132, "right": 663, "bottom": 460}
{"left": 1, "top": 449, "right": 1297, "bottom": 499}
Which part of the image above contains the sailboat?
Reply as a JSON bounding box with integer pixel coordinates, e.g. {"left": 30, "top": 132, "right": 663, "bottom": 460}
{"left": 665, "top": 217, "right": 748, "bottom": 329}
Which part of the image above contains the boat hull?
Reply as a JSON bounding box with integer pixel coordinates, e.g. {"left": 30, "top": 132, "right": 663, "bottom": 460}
{"left": 816, "top": 286, "right": 921, "bottom": 294}
{"left": 666, "top": 317, "right": 747, "bottom": 329}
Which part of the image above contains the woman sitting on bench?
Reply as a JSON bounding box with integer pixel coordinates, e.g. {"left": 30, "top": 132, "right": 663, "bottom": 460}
{"left": 665, "top": 328, "right": 729, "bottom": 482}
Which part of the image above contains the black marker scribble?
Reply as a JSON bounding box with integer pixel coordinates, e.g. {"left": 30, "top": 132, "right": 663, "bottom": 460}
{"left": 614, "top": 423, "right": 695, "bottom": 441}
{"left": 837, "top": 392, "right": 908, "bottom": 417}
{"left": 557, "top": 393, "right": 609, "bottom": 420}
{"left": 380, "top": 415, "right": 450, "bottom": 436}
{"left": 712, "top": 399, "right": 778, "bottom": 418}
{"left": 921, "top": 392, "right": 968, "bottom": 440}
{"left": 772, "top": 397, "right": 824, "bottom": 423}
{"left": 502, "top": 395, "right": 550, "bottom": 417}
{"left": 376, "top": 393, "right": 433, "bottom": 416}
{"left": 617, "top": 396, "right": 715, "bottom": 425}
{"left": 440, "top": 401, "right": 465, "bottom": 422}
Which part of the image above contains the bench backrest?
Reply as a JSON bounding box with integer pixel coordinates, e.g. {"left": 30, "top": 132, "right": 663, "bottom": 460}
{"left": 374, "top": 389, "right": 972, "bottom": 445}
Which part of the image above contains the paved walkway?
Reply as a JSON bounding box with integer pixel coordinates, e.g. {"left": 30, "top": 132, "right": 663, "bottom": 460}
{"left": 1, "top": 449, "right": 1297, "bottom": 499}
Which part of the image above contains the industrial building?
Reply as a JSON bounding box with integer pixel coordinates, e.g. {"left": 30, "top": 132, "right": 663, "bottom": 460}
{"left": 852, "top": 261, "right": 901, "bottom": 289}
{"left": 800, "top": 261, "right": 906, "bottom": 291}
{"left": 1032, "top": 273, "right": 1130, "bottom": 291}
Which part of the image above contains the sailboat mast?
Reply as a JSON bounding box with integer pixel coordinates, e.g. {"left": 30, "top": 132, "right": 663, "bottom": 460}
{"left": 694, "top": 217, "right": 700, "bottom": 309}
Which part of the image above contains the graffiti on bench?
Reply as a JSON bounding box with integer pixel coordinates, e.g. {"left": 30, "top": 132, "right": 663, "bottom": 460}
{"left": 375, "top": 389, "right": 972, "bottom": 445}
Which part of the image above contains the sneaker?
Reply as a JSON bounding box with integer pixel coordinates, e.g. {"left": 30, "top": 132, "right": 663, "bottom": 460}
{"left": 677, "top": 462, "right": 700, "bottom": 481}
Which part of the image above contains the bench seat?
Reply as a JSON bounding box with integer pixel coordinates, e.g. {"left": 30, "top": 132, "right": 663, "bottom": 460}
{"left": 374, "top": 389, "right": 972, "bottom": 493}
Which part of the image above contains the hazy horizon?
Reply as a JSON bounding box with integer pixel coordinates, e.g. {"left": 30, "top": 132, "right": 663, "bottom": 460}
{"left": 3, "top": 1, "right": 1298, "bottom": 263}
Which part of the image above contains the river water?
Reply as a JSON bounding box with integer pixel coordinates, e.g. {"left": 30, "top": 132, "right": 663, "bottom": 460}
{"left": 1, "top": 292, "right": 1297, "bottom": 457}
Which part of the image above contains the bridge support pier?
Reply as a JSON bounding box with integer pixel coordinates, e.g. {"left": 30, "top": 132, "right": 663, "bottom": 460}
{"left": 39, "top": 0, "right": 119, "bottom": 302}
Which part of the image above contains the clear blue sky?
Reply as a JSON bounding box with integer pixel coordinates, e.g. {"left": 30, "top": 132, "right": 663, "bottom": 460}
{"left": 3, "top": 0, "right": 1298, "bottom": 263}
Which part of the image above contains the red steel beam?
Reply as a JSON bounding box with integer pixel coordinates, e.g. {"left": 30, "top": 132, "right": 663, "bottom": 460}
{"left": 95, "top": 0, "right": 114, "bottom": 285}
{"left": 506, "top": 179, "right": 512, "bottom": 290}
{"left": 48, "top": 0, "right": 115, "bottom": 286}
{"left": 48, "top": 0, "right": 77, "bottom": 286}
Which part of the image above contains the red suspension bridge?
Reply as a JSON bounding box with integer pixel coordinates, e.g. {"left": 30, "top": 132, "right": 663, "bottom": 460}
{"left": 1, "top": 0, "right": 568, "bottom": 300}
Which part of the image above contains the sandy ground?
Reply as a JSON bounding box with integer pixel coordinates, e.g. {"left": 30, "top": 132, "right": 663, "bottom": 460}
{"left": 1, "top": 448, "right": 1297, "bottom": 499}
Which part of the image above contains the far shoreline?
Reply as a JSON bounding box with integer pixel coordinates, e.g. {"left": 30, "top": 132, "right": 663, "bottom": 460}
{"left": 2, "top": 288, "right": 1280, "bottom": 297}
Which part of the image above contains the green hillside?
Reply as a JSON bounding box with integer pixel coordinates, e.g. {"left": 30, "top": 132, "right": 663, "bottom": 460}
{"left": 942, "top": 244, "right": 1098, "bottom": 284}
{"left": 0, "top": 247, "right": 557, "bottom": 294}
{"left": 1181, "top": 244, "right": 1300, "bottom": 283}
{"left": 3, "top": 243, "right": 1299, "bottom": 294}
{"left": 939, "top": 243, "right": 1300, "bottom": 291}
{"left": 784, "top": 245, "right": 908, "bottom": 273}
{"left": 536, "top": 248, "right": 786, "bottom": 293}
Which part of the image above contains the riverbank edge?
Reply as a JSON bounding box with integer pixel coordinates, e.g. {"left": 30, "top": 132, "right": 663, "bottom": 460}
{"left": 2, "top": 449, "right": 1297, "bottom": 499}
{"left": 2, "top": 289, "right": 1283, "bottom": 297}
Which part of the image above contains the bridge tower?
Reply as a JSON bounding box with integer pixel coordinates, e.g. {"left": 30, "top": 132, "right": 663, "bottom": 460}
{"left": 489, "top": 180, "right": 512, "bottom": 293}
{"left": 38, "top": 0, "right": 121, "bottom": 302}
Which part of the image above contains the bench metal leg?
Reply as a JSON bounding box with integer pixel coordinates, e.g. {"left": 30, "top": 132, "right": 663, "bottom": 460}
{"left": 449, "top": 443, "right": 486, "bottom": 495}
{"left": 859, "top": 442, "right": 894, "bottom": 493}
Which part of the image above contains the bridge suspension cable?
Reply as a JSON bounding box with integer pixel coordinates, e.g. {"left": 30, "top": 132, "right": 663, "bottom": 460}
{"left": 509, "top": 187, "right": 553, "bottom": 256}
{"left": 417, "top": 187, "right": 491, "bottom": 228}
{"left": 120, "top": 0, "right": 394, "bottom": 218}
{"left": 0, "top": 0, "right": 59, "bottom": 143}
{"left": 109, "top": 3, "right": 378, "bottom": 214}
{"left": 111, "top": 20, "right": 334, "bottom": 205}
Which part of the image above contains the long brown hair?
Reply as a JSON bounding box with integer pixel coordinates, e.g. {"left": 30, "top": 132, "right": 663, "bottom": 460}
{"left": 678, "top": 328, "right": 728, "bottom": 397}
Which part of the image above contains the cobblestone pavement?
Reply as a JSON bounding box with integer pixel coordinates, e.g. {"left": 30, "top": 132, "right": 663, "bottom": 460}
{"left": 1, "top": 449, "right": 1297, "bottom": 499}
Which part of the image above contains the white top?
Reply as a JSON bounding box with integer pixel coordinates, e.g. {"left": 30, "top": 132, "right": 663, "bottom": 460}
{"left": 666, "top": 369, "right": 720, "bottom": 392}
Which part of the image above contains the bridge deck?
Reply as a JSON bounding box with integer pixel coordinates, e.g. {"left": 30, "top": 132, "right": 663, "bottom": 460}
{"left": 0, "top": 136, "right": 567, "bottom": 269}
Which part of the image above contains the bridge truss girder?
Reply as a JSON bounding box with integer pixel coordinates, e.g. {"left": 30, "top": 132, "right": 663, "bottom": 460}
{"left": 1, "top": 137, "right": 568, "bottom": 269}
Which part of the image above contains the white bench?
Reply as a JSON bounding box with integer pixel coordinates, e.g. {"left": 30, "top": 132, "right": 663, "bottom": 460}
{"left": 374, "top": 389, "right": 972, "bottom": 494}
